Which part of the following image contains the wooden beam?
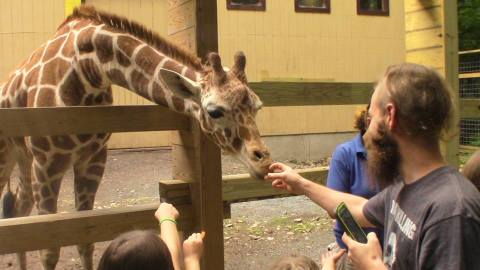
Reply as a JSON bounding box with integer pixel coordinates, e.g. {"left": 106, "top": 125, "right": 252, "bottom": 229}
{"left": 459, "top": 72, "right": 480, "bottom": 79}
{"left": 159, "top": 167, "right": 329, "bottom": 204}
{"left": 0, "top": 203, "right": 193, "bottom": 255}
{"left": 460, "top": 99, "right": 480, "bottom": 119}
{"left": 0, "top": 105, "right": 190, "bottom": 137}
{"left": 250, "top": 82, "right": 373, "bottom": 107}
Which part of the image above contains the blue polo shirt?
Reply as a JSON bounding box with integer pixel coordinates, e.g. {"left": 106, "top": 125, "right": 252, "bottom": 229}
{"left": 327, "top": 134, "right": 383, "bottom": 249}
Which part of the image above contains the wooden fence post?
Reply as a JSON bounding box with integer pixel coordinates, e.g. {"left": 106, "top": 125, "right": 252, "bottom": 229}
{"left": 168, "top": 1, "right": 223, "bottom": 270}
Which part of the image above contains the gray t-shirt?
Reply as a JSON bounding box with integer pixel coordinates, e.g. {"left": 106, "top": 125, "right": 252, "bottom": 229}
{"left": 364, "top": 166, "right": 480, "bottom": 270}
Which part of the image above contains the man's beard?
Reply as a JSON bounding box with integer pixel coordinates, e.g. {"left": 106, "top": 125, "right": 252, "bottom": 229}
{"left": 365, "top": 122, "right": 401, "bottom": 188}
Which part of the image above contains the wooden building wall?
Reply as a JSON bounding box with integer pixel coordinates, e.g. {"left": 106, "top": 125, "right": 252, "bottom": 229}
{"left": 217, "top": 0, "right": 406, "bottom": 136}
{"left": 404, "top": 0, "right": 459, "bottom": 165}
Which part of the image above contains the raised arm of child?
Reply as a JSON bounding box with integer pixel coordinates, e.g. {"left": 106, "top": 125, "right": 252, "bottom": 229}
{"left": 183, "top": 232, "right": 204, "bottom": 270}
{"left": 155, "top": 203, "right": 184, "bottom": 270}
{"left": 321, "top": 249, "right": 346, "bottom": 270}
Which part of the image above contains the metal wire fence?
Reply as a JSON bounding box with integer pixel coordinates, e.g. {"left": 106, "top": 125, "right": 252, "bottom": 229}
{"left": 459, "top": 50, "right": 479, "bottom": 148}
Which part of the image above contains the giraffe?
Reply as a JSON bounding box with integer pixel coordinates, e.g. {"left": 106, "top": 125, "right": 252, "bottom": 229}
{"left": 0, "top": 5, "right": 272, "bottom": 270}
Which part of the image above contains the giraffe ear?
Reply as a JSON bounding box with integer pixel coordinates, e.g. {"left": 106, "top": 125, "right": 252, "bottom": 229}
{"left": 159, "top": 68, "right": 201, "bottom": 102}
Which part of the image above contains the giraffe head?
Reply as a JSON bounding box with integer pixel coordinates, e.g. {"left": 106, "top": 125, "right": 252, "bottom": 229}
{"left": 160, "top": 52, "right": 271, "bottom": 179}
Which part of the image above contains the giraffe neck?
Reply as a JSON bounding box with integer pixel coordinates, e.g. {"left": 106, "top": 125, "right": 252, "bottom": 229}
{"left": 79, "top": 21, "right": 203, "bottom": 116}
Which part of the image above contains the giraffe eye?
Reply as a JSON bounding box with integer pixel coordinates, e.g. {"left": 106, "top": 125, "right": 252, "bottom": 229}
{"left": 206, "top": 105, "right": 224, "bottom": 119}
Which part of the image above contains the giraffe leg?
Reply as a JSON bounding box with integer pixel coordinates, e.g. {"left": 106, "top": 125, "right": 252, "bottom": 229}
{"left": 13, "top": 142, "right": 35, "bottom": 270}
{"left": 74, "top": 146, "right": 107, "bottom": 270}
{"left": 32, "top": 152, "right": 71, "bottom": 270}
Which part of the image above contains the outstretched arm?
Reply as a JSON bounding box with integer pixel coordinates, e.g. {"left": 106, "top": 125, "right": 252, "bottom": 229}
{"left": 265, "top": 162, "right": 374, "bottom": 227}
{"left": 155, "top": 203, "right": 184, "bottom": 270}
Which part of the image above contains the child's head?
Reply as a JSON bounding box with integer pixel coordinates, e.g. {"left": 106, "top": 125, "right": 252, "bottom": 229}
{"left": 269, "top": 255, "right": 320, "bottom": 270}
{"left": 98, "top": 230, "right": 174, "bottom": 270}
{"left": 462, "top": 150, "right": 480, "bottom": 190}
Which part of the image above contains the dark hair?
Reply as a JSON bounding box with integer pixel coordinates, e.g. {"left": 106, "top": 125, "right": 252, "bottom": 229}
{"left": 462, "top": 150, "right": 480, "bottom": 190}
{"left": 383, "top": 63, "right": 453, "bottom": 141}
{"left": 269, "top": 255, "right": 319, "bottom": 270}
{"left": 354, "top": 104, "right": 370, "bottom": 135}
{"left": 97, "top": 230, "right": 174, "bottom": 270}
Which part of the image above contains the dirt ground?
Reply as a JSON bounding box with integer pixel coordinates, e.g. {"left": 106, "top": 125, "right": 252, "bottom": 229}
{"left": 0, "top": 148, "right": 335, "bottom": 270}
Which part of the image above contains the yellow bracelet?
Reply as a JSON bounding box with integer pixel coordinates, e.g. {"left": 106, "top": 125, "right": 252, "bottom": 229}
{"left": 159, "top": 217, "right": 177, "bottom": 225}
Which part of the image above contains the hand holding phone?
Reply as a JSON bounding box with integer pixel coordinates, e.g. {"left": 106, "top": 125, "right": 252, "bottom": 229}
{"left": 335, "top": 202, "right": 368, "bottom": 244}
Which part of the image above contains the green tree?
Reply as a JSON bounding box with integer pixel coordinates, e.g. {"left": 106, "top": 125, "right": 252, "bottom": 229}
{"left": 458, "top": 0, "right": 480, "bottom": 51}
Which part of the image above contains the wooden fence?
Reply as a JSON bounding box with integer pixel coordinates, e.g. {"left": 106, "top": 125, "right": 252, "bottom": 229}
{"left": 0, "top": 80, "right": 474, "bottom": 267}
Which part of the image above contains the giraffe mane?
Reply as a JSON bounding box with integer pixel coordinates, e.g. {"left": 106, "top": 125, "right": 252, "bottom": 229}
{"left": 61, "top": 5, "right": 204, "bottom": 71}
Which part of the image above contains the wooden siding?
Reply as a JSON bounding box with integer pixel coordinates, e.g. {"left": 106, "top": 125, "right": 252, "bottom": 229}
{"left": 404, "top": 0, "right": 459, "bottom": 166}
{"left": 217, "top": 0, "right": 406, "bottom": 136}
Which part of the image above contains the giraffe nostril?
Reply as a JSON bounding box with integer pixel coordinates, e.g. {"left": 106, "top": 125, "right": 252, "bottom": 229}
{"left": 253, "top": 150, "right": 264, "bottom": 161}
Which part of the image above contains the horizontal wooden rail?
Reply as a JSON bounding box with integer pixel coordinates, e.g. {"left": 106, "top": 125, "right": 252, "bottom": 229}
{"left": 460, "top": 99, "right": 480, "bottom": 118}
{"left": 222, "top": 167, "right": 328, "bottom": 202}
{"left": 251, "top": 82, "right": 373, "bottom": 107}
{"left": 0, "top": 203, "right": 193, "bottom": 254}
{"left": 0, "top": 105, "right": 190, "bottom": 137}
{"left": 159, "top": 167, "right": 329, "bottom": 204}
{"left": 459, "top": 72, "right": 480, "bottom": 79}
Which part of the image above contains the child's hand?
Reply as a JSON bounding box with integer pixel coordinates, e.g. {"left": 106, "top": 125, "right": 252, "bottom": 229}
{"left": 321, "top": 249, "right": 345, "bottom": 270}
{"left": 183, "top": 232, "right": 204, "bottom": 262}
{"left": 155, "top": 202, "right": 179, "bottom": 221}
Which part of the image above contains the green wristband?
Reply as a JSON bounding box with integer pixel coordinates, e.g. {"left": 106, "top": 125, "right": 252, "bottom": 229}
{"left": 159, "top": 217, "right": 177, "bottom": 225}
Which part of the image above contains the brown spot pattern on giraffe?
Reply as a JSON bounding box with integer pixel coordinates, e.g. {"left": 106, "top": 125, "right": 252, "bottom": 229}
{"left": 77, "top": 134, "right": 93, "bottom": 143}
{"left": 31, "top": 148, "right": 47, "bottom": 165}
{"left": 9, "top": 74, "right": 24, "bottom": 95}
{"left": 94, "top": 94, "right": 104, "bottom": 104}
{"left": 84, "top": 94, "right": 94, "bottom": 106}
{"left": 39, "top": 198, "right": 56, "bottom": 212}
{"left": 107, "top": 69, "right": 129, "bottom": 89}
{"left": 79, "top": 58, "right": 103, "bottom": 88}
{"left": 239, "top": 126, "right": 251, "bottom": 141}
{"left": 60, "top": 70, "right": 86, "bottom": 106}
{"left": 130, "top": 69, "right": 149, "bottom": 98}
{"left": 152, "top": 82, "right": 167, "bottom": 106}
{"left": 51, "top": 135, "right": 76, "bottom": 150}
{"left": 116, "top": 50, "right": 131, "bottom": 67}
{"left": 50, "top": 178, "right": 62, "bottom": 195}
{"left": 233, "top": 137, "right": 242, "bottom": 151}
{"left": 162, "top": 60, "right": 184, "bottom": 74}
{"left": 24, "top": 66, "right": 40, "bottom": 87}
{"left": 41, "top": 185, "right": 51, "bottom": 198}
{"left": 62, "top": 32, "right": 76, "bottom": 57}
{"left": 36, "top": 88, "right": 56, "bottom": 107}
{"left": 56, "top": 24, "right": 71, "bottom": 36}
{"left": 117, "top": 36, "right": 142, "bottom": 57}
{"left": 24, "top": 44, "right": 46, "bottom": 71}
{"left": 94, "top": 34, "right": 114, "bottom": 63}
{"left": 77, "top": 27, "right": 95, "bottom": 54}
{"left": 224, "top": 128, "right": 232, "bottom": 138}
{"left": 87, "top": 165, "right": 104, "bottom": 176}
{"left": 41, "top": 58, "right": 70, "bottom": 85}
{"left": 172, "top": 96, "right": 185, "bottom": 112}
{"left": 43, "top": 36, "right": 67, "bottom": 62}
{"left": 30, "top": 137, "right": 50, "bottom": 152}
{"left": 15, "top": 90, "right": 28, "bottom": 107}
{"left": 75, "top": 178, "right": 99, "bottom": 193}
{"left": 135, "top": 46, "right": 162, "bottom": 75}
{"left": 47, "top": 153, "right": 71, "bottom": 177}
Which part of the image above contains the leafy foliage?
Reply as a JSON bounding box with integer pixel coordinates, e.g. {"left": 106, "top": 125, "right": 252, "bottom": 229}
{"left": 458, "top": 0, "right": 480, "bottom": 50}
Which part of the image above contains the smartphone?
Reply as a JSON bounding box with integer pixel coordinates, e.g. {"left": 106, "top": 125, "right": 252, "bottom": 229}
{"left": 335, "top": 202, "right": 368, "bottom": 244}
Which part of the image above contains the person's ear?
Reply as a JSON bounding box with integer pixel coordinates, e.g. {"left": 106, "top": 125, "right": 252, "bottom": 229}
{"left": 385, "top": 103, "right": 396, "bottom": 130}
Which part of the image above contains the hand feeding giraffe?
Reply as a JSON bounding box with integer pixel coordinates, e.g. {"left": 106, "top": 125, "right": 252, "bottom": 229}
{"left": 0, "top": 5, "right": 272, "bottom": 270}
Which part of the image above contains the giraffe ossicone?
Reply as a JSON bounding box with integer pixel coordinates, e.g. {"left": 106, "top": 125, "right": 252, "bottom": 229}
{"left": 0, "top": 5, "right": 271, "bottom": 270}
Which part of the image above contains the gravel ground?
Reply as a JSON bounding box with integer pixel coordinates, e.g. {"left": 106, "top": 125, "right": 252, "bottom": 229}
{"left": 0, "top": 148, "right": 334, "bottom": 270}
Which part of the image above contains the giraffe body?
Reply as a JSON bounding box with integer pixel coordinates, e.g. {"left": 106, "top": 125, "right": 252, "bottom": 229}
{"left": 0, "top": 5, "right": 271, "bottom": 270}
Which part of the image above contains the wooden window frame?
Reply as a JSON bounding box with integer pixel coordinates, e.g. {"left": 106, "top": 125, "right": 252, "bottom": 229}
{"left": 295, "top": 0, "right": 331, "bottom": 13}
{"left": 357, "top": 0, "right": 389, "bottom": 16}
{"left": 227, "top": 0, "right": 266, "bottom": 11}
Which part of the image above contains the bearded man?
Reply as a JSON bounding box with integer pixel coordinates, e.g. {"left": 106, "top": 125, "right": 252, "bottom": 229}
{"left": 266, "top": 63, "right": 480, "bottom": 270}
